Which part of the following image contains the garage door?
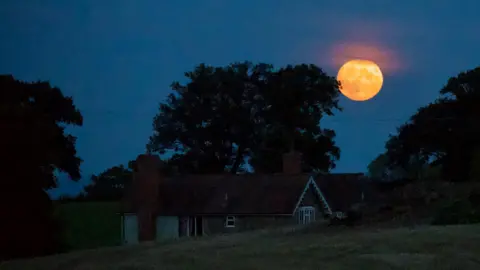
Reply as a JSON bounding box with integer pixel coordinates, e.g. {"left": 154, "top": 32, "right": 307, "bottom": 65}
{"left": 123, "top": 214, "right": 139, "bottom": 245}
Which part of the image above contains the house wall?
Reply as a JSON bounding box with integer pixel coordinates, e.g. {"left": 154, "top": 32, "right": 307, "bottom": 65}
{"left": 178, "top": 216, "right": 189, "bottom": 237}
{"left": 203, "top": 215, "right": 295, "bottom": 235}
{"left": 122, "top": 180, "right": 329, "bottom": 244}
{"left": 198, "top": 183, "right": 328, "bottom": 236}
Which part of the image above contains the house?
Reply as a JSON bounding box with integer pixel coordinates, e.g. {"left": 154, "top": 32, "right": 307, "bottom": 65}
{"left": 120, "top": 151, "right": 367, "bottom": 245}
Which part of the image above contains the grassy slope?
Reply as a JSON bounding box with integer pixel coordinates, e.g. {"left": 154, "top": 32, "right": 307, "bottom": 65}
{"left": 55, "top": 201, "right": 121, "bottom": 250}
{"left": 2, "top": 224, "right": 480, "bottom": 270}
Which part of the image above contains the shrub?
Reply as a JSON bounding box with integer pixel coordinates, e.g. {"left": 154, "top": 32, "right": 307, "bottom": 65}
{"left": 431, "top": 196, "right": 480, "bottom": 225}
{"left": 327, "top": 209, "right": 363, "bottom": 227}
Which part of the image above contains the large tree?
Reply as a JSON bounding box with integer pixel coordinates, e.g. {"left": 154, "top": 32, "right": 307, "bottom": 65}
{"left": 147, "top": 62, "right": 341, "bottom": 174}
{"left": 367, "top": 153, "right": 407, "bottom": 181}
{"left": 249, "top": 64, "right": 341, "bottom": 173}
{"left": 385, "top": 67, "right": 480, "bottom": 182}
{"left": 367, "top": 152, "right": 441, "bottom": 182}
{"left": 0, "top": 75, "right": 83, "bottom": 260}
{"left": 83, "top": 163, "right": 134, "bottom": 201}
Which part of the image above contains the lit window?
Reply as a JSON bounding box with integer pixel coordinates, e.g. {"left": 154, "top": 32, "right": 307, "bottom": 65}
{"left": 225, "top": 216, "right": 235, "bottom": 228}
{"left": 297, "top": 206, "right": 315, "bottom": 225}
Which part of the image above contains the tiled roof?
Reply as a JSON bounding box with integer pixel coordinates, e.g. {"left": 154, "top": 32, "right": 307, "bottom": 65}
{"left": 123, "top": 174, "right": 310, "bottom": 215}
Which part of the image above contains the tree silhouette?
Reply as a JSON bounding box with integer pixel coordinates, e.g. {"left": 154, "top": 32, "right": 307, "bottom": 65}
{"left": 84, "top": 164, "right": 134, "bottom": 201}
{"left": 0, "top": 75, "right": 83, "bottom": 260}
{"left": 367, "top": 153, "right": 406, "bottom": 181}
{"left": 367, "top": 152, "right": 441, "bottom": 182}
{"left": 147, "top": 62, "right": 341, "bottom": 174}
{"left": 385, "top": 67, "right": 480, "bottom": 182}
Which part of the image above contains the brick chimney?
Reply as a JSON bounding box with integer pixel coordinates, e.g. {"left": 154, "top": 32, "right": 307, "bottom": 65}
{"left": 133, "top": 154, "right": 162, "bottom": 242}
{"left": 283, "top": 151, "right": 303, "bottom": 174}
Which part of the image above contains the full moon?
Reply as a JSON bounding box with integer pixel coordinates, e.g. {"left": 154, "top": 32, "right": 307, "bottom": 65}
{"left": 336, "top": 59, "right": 383, "bottom": 101}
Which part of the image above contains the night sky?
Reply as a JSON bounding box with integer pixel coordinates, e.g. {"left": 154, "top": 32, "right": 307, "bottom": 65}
{"left": 1, "top": 0, "right": 479, "bottom": 197}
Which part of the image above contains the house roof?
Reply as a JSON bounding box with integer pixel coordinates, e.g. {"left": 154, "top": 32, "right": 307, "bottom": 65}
{"left": 123, "top": 173, "right": 311, "bottom": 215}
{"left": 314, "top": 173, "right": 367, "bottom": 212}
{"left": 122, "top": 173, "right": 367, "bottom": 216}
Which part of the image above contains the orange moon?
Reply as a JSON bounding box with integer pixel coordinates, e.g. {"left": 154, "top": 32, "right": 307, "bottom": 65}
{"left": 336, "top": 59, "right": 384, "bottom": 101}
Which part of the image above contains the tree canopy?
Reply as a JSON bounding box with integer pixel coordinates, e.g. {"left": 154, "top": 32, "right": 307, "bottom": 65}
{"left": 385, "top": 67, "right": 480, "bottom": 182}
{"left": 0, "top": 75, "right": 83, "bottom": 259}
{"left": 83, "top": 163, "right": 134, "bottom": 201}
{"left": 367, "top": 153, "right": 406, "bottom": 181}
{"left": 147, "top": 62, "right": 342, "bottom": 174}
{"left": 367, "top": 152, "right": 441, "bottom": 182}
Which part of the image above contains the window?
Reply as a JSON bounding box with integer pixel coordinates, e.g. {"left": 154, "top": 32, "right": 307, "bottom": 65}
{"left": 225, "top": 216, "right": 235, "bottom": 228}
{"left": 297, "top": 206, "right": 315, "bottom": 225}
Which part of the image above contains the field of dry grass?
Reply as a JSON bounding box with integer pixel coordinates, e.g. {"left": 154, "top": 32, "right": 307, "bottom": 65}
{"left": 2, "top": 224, "right": 480, "bottom": 270}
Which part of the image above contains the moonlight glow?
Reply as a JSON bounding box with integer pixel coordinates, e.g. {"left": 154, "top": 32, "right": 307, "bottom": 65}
{"left": 337, "top": 59, "right": 384, "bottom": 101}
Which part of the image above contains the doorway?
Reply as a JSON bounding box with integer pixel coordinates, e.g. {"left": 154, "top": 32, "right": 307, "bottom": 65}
{"left": 195, "top": 216, "right": 203, "bottom": 236}
{"left": 123, "top": 214, "right": 139, "bottom": 245}
{"left": 181, "top": 216, "right": 203, "bottom": 237}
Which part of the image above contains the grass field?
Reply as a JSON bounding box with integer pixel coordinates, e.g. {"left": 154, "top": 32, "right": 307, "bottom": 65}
{"left": 2, "top": 224, "right": 480, "bottom": 269}
{"left": 54, "top": 201, "right": 121, "bottom": 251}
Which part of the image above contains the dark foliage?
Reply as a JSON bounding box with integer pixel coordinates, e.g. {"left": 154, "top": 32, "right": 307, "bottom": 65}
{"left": 385, "top": 67, "right": 480, "bottom": 182}
{"left": 432, "top": 200, "right": 480, "bottom": 225}
{"left": 329, "top": 213, "right": 362, "bottom": 227}
{"left": 370, "top": 177, "right": 415, "bottom": 192}
{"left": 83, "top": 163, "right": 134, "bottom": 201}
{"left": 432, "top": 187, "right": 480, "bottom": 225}
{"left": 57, "top": 194, "right": 90, "bottom": 203}
{"left": 0, "top": 75, "right": 82, "bottom": 260}
{"left": 147, "top": 62, "right": 341, "bottom": 174}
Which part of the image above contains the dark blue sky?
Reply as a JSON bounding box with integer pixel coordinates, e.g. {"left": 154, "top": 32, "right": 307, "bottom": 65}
{"left": 1, "top": 1, "right": 479, "bottom": 197}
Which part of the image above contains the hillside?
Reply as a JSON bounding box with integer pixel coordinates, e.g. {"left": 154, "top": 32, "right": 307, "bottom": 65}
{"left": 2, "top": 224, "right": 480, "bottom": 270}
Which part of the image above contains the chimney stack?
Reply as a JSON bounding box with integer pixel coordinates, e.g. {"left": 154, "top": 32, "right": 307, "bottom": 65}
{"left": 283, "top": 151, "right": 303, "bottom": 174}
{"left": 133, "top": 154, "right": 163, "bottom": 242}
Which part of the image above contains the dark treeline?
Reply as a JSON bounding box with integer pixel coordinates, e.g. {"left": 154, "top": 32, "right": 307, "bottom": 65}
{"left": 367, "top": 67, "right": 480, "bottom": 183}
